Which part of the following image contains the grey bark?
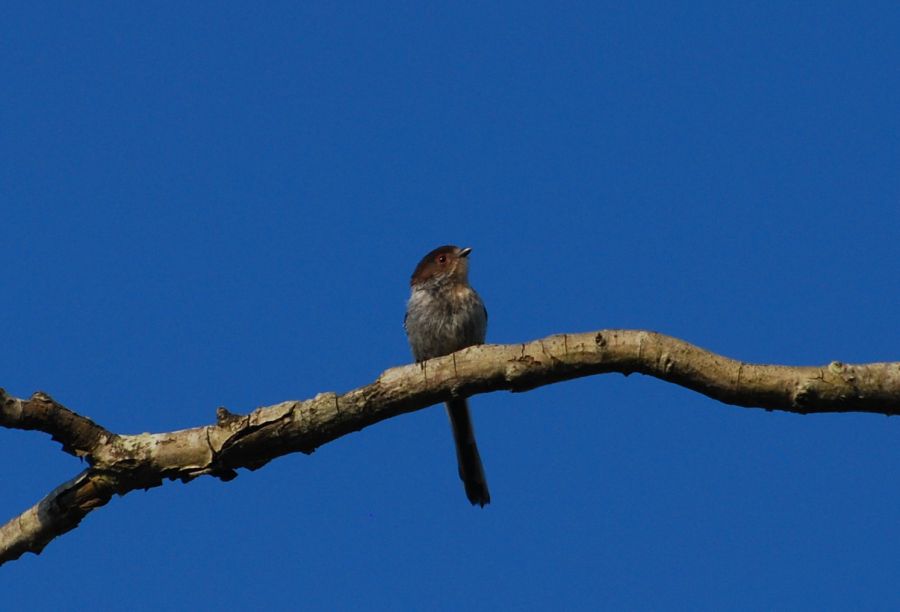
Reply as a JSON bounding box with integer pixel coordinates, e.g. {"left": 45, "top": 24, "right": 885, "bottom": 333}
{"left": 2, "top": 329, "right": 899, "bottom": 565}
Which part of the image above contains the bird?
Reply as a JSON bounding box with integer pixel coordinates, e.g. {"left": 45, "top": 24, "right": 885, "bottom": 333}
{"left": 404, "top": 245, "right": 491, "bottom": 507}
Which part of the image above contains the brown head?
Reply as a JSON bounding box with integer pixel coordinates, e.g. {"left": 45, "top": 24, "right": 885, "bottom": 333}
{"left": 410, "top": 245, "right": 473, "bottom": 287}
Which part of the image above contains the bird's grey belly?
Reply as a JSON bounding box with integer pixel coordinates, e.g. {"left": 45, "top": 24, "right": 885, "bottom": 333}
{"left": 405, "top": 290, "right": 486, "bottom": 361}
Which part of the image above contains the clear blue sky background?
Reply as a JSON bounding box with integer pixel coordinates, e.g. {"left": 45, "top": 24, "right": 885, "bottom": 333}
{"left": 3, "top": 3, "right": 899, "bottom": 609}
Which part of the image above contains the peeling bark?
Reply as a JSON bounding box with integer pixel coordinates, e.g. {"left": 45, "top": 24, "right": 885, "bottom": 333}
{"left": 2, "top": 329, "right": 899, "bottom": 564}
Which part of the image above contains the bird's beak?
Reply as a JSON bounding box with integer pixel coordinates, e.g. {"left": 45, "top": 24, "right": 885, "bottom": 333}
{"left": 459, "top": 247, "right": 472, "bottom": 258}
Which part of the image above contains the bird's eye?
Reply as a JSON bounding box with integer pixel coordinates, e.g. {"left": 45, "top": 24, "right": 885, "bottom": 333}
{"left": 437, "top": 255, "right": 447, "bottom": 264}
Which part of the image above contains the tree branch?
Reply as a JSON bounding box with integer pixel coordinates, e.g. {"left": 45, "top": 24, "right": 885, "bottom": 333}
{"left": 1, "top": 390, "right": 115, "bottom": 458}
{"left": 3, "top": 329, "right": 899, "bottom": 564}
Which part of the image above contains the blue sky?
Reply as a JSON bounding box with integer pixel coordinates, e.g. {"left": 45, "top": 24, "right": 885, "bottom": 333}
{"left": 3, "top": 2, "right": 899, "bottom": 609}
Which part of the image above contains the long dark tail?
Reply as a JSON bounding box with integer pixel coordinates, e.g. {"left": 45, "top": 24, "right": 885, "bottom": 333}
{"left": 446, "top": 398, "right": 490, "bottom": 507}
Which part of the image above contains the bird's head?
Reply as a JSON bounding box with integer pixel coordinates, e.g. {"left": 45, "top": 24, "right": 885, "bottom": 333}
{"left": 410, "top": 245, "right": 472, "bottom": 287}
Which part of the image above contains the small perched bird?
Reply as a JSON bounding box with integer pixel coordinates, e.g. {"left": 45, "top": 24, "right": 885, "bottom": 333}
{"left": 404, "top": 245, "right": 490, "bottom": 507}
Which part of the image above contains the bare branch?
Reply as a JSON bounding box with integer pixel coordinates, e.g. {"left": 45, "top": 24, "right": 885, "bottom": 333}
{"left": 3, "top": 329, "right": 900, "bottom": 564}
{"left": 0, "top": 389, "right": 115, "bottom": 458}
